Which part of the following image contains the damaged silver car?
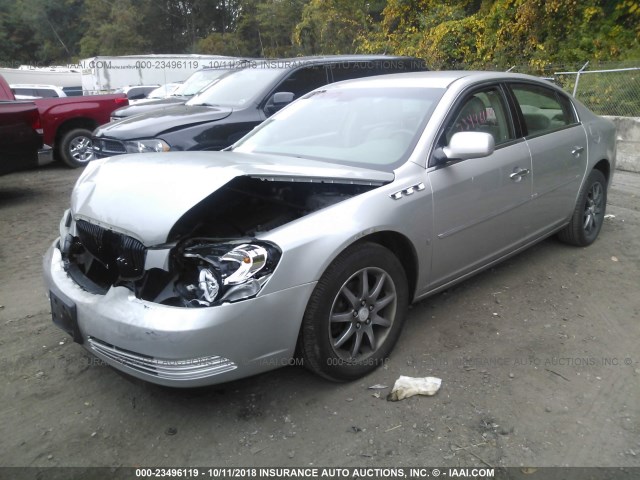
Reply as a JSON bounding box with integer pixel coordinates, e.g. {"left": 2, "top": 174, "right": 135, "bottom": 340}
{"left": 43, "top": 71, "right": 616, "bottom": 387}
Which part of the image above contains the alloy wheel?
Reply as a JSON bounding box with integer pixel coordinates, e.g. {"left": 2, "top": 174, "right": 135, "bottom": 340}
{"left": 329, "top": 267, "right": 397, "bottom": 361}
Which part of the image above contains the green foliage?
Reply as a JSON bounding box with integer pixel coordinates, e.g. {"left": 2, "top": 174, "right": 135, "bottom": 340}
{"left": 0, "top": 0, "right": 637, "bottom": 68}
{"left": 0, "top": 0, "right": 85, "bottom": 64}
{"left": 294, "top": 0, "right": 373, "bottom": 54}
{"left": 80, "top": 0, "right": 149, "bottom": 57}
{"left": 360, "top": 0, "right": 639, "bottom": 71}
{"left": 196, "top": 0, "right": 308, "bottom": 57}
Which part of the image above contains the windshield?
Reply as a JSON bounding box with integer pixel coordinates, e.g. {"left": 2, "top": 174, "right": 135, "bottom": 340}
{"left": 148, "top": 83, "right": 180, "bottom": 98}
{"left": 233, "top": 87, "right": 444, "bottom": 171}
{"left": 172, "top": 69, "right": 232, "bottom": 97}
{"left": 186, "top": 67, "right": 285, "bottom": 107}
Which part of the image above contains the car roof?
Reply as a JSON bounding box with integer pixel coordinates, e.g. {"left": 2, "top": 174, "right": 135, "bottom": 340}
{"left": 248, "top": 54, "right": 423, "bottom": 69}
{"left": 10, "top": 83, "right": 64, "bottom": 89}
{"left": 325, "top": 70, "right": 560, "bottom": 90}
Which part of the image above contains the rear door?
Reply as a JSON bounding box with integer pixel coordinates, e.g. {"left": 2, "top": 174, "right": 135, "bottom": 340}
{"left": 507, "top": 83, "right": 587, "bottom": 233}
{"left": 427, "top": 84, "right": 533, "bottom": 288}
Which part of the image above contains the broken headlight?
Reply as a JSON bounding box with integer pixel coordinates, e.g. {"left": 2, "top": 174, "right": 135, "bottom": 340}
{"left": 174, "top": 240, "right": 281, "bottom": 307}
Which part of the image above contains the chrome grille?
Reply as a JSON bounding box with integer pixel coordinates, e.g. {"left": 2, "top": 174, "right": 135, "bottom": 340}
{"left": 93, "top": 138, "right": 126, "bottom": 155}
{"left": 87, "top": 337, "right": 237, "bottom": 380}
{"left": 76, "top": 220, "right": 146, "bottom": 279}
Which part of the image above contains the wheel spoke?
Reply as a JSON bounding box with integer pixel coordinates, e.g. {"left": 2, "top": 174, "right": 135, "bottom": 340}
{"left": 341, "top": 286, "right": 359, "bottom": 309}
{"left": 583, "top": 214, "right": 592, "bottom": 231}
{"left": 331, "top": 311, "right": 354, "bottom": 323}
{"left": 368, "top": 273, "right": 386, "bottom": 301}
{"left": 373, "top": 293, "right": 395, "bottom": 313}
{"left": 359, "top": 270, "right": 369, "bottom": 300}
{"left": 334, "top": 324, "right": 355, "bottom": 348}
{"left": 350, "top": 331, "right": 363, "bottom": 358}
{"left": 371, "top": 313, "right": 391, "bottom": 328}
{"left": 593, "top": 184, "right": 603, "bottom": 205}
{"left": 364, "top": 326, "right": 376, "bottom": 351}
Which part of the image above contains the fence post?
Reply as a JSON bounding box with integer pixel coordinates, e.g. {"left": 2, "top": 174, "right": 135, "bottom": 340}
{"left": 572, "top": 61, "right": 589, "bottom": 98}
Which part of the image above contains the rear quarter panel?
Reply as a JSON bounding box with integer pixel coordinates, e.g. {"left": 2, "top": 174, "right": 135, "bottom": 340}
{"left": 574, "top": 100, "right": 617, "bottom": 188}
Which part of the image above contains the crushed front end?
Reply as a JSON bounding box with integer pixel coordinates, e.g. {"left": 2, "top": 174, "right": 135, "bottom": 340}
{"left": 43, "top": 168, "right": 378, "bottom": 387}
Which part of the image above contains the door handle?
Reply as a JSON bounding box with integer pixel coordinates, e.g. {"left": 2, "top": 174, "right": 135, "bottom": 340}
{"left": 510, "top": 168, "right": 530, "bottom": 182}
{"left": 571, "top": 146, "right": 585, "bottom": 156}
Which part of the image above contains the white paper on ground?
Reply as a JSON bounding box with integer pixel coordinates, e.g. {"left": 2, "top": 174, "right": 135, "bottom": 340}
{"left": 387, "top": 375, "right": 442, "bottom": 401}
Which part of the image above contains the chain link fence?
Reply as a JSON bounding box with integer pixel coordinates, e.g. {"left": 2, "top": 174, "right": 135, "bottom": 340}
{"left": 509, "top": 61, "right": 640, "bottom": 117}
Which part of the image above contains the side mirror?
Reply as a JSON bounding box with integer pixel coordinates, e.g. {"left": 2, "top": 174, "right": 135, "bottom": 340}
{"left": 434, "top": 132, "right": 495, "bottom": 165}
{"left": 265, "top": 91, "right": 294, "bottom": 115}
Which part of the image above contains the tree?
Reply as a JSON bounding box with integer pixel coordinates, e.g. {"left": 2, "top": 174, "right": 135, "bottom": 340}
{"left": 294, "top": 0, "right": 373, "bottom": 55}
{"left": 360, "top": 0, "right": 640, "bottom": 71}
{"left": 1, "top": 0, "right": 86, "bottom": 64}
{"left": 197, "top": 0, "right": 306, "bottom": 57}
{"left": 79, "top": 0, "right": 149, "bottom": 57}
{"left": 0, "top": 0, "right": 40, "bottom": 65}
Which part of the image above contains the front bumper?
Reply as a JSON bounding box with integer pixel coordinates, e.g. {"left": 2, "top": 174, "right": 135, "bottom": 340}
{"left": 43, "top": 241, "right": 316, "bottom": 387}
{"left": 38, "top": 145, "right": 54, "bottom": 166}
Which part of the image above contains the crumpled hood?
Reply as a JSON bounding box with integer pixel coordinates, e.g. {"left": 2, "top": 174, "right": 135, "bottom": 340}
{"left": 71, "top": 151, "right": 394, "bottom": 246}
{"left": 94, "top": 104, "right": 233, "bottom": 140}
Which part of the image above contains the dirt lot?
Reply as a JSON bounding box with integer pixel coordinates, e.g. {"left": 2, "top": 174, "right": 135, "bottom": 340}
{"left": 0, "top": 164, "right": 639, "bottom": 470}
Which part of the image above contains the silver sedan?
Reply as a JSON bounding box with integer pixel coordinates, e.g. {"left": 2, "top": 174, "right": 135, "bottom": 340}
{"left": 43, "top": 71, "right": 616, "bottom": 387}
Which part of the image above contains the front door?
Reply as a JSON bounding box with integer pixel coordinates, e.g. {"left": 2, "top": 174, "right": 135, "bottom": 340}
{"left": 427, "top": 85, "right": 533, "bottom": 289}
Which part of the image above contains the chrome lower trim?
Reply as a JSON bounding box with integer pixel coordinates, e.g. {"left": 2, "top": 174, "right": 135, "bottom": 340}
{"left": 87, "top": 337, "right": 237, "bottom": 380}
{"left": 38, "top": 145, "right": 54, "bottom": 166}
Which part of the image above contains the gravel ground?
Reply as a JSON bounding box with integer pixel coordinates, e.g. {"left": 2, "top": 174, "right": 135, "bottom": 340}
{"left": 0, "top": 163, "right": 639, "bottom": 470}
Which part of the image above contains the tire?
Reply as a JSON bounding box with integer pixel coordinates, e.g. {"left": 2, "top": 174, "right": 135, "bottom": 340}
{"left": 299, "top": 242, "right": 409, "bottom": 381}
{"left": 58, "top": 128, "right": 94, "bottom": 168}
{"left": 558, "top": 169, "right": 607, "bottom": 246}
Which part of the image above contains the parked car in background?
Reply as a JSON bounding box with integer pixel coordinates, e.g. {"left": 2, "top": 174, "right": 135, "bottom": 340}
{"left": 43, "top": 71, "right": 616, "bottom": 387}
{"left": 115, "top": 85, "right": 160, "bottom": 101}
{"left": 11, "top": 84, "right": 67, "bottom": 99}
{"left": 94, "top": 55, "right": 427, "bottom": 157}
{"left": 0, "top": 74, "right": 128, "bottom": 167}
{"left": 0, "top": 100, "right": 45, "bottom": 175}
{"left": 109, "top": 62, "right": 247, "bottom": 121}
{"left": 128, "top": 82, "right": 182, "bottom": 104}
{"left": 62, "top": 86, "right": 84, "bottom": 97}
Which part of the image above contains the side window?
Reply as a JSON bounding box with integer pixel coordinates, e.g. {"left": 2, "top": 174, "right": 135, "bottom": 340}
{"left": 511, "top": 83, "right": 577, "bottom": 136}
{"left": 441, "top": 87, "right": 514, "bottom": 147}
{"left": 276, "top": 66, "right": 329, "bottom": 99}
{"left": 36, "top": 89, "right": 58, "bottom": 98}
{"left": 13, "top": 88, "right": 35, "bottom": 97}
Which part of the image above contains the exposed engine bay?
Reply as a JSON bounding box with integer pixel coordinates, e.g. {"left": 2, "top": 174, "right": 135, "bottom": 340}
{"left": 61, "top": 176, "right": 379, "bottom": 307}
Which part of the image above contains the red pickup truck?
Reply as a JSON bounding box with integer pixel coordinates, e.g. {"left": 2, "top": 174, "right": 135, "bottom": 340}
{"left": 0, "top": 73, "right": 128, "bottom": 167}
{"left": 0, "top": 100, "right": 44, "bottom": 175}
